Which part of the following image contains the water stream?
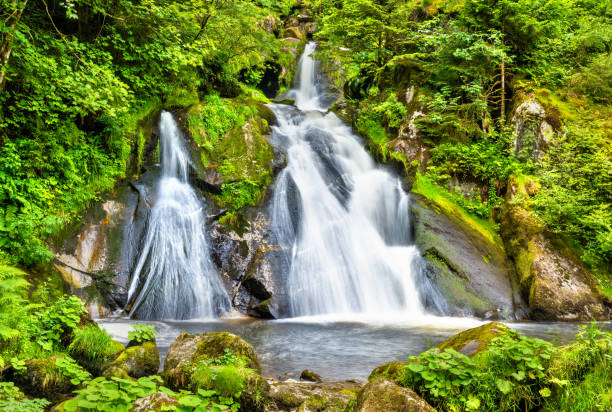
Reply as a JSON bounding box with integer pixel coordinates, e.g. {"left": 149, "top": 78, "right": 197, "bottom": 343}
{"left": 126, "top": 112, "right": 231, "bottom": 320}
{"left": 270, "top": 42, "right": 444, "bottom": 317}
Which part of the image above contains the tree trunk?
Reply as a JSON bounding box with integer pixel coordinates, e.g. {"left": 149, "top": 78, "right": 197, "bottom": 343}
{"left": 0, "top": 0, "right": 29, "bottom": 94}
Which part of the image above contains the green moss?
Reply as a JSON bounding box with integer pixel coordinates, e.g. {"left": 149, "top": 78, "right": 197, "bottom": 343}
{"left": 101, "top": 341, "right": 159, "bottom": 379}
{"left": 192, "top": 332, "right": 261, "bottom": 373}
{"left": 368, "top": 361, "right": 406, "bottom": 384}
{"left": 435, "top": 322, "right": 510, "bottom": 357}
{"left": 412, "top": 173, "right": 502, "bottom": 248}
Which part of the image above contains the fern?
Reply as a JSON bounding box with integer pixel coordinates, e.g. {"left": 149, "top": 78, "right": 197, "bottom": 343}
{"left": 0, "top": 265, "right": 30, "bottom": 342}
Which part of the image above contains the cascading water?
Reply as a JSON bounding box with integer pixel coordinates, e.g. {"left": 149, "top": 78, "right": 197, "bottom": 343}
{"left": 270, "top": 42, "right": 445, "bottom": 318}
{"left": 127, "top": 112, "right": 231, "bottom": 320}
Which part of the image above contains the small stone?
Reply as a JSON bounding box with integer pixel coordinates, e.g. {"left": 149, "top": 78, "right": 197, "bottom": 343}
{"left": 300, "top": 369, "right": 323, "bottom": 382}
{"left": 131, "top": 392, "right": 179, "bottom": 412}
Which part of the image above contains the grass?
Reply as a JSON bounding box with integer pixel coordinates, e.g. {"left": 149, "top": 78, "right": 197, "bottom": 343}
{"left": 68, "top": 325, "right": 121, "bottom": 363}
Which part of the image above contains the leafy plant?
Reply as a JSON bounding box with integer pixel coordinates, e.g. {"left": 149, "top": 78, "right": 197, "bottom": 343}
{"left": 0, "top": 381, "right": 50, "bottom": 412}
{"left": 127, "top": 325, "right": 157, "bottom": 344}
{"left": 33, "top": 295, "right": 86, "bottom": 351}
{"left": 55, "top": 356, "right": 92, "bottom": 386}
{"left": 64, "top": 375, "right": 163, "bottom": 412}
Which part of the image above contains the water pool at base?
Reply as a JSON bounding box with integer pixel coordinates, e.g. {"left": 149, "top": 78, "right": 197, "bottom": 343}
{"left": 98, "top": 317, "right": 608, "bottom": 381}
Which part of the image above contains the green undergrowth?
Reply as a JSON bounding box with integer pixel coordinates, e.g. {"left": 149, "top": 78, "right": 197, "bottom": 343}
{"left": 401, "top": 323, "right": 612, "bottom": 412}
{"left": 412, "top": 173, "right": 503, "bottom": 248}
{"left": 68, "top": 325, "right": 121, "bottom": 367}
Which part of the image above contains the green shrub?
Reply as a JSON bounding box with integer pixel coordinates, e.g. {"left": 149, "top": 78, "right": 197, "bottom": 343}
{"left": 127, "top": 325, "right": 157, "bottom": 344}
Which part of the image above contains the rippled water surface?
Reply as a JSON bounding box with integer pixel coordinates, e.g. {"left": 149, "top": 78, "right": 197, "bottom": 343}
{"left": 99, "top": 317, "right": 608, "bottom": 381}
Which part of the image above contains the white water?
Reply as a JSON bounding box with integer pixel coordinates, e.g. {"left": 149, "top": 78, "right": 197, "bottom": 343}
{"left": 270, "top": 42, "right": 445, "bottom": 318}
{"left": 126, "top": 112, "right": 231, "bottom": 320}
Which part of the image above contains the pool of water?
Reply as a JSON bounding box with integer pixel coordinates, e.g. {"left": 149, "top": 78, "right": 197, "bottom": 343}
{"left": 98, "top": 315, "right": 608, "bottom": 381}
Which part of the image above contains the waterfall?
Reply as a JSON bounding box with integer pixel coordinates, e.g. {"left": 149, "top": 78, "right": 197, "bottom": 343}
{"left": 127, "top": 112, "right": 231, "bottom": 320}
{"left": 270, "top": 42, "right": 445, "bottom": 318}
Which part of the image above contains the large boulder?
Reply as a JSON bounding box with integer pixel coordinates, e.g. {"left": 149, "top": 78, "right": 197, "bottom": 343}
{"left": 101, "top": 340, "right": 160, "bottom": 379}
{"left": 434, "top": 322, "right": 509, "bottom": 357}
{"left": 354, "top": 378, "right": 435, "bottom": 412}
{"left": 510, "top": 95, "right": 554, "bottom": 162}
{"left": 502, "top": 176, "right": 609, "bottom": 320}
{"left": 163, "top": 332, "right": 261, "bottom": 389}
{"left": 265, "top": 380, "right": 361, "bottom": 412}
{"left": 411, "top": 194, "right": 526, "bottom": 319}
{"left": 209, "top": 211, "right": 289, "bottom": 319}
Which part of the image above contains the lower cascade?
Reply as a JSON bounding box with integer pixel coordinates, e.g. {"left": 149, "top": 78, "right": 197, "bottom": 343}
{"left": 126, "top": 111, "right": 231, "bottom": 320}
{"left": 270, "top": 43, "right": 445, "bottom": 318}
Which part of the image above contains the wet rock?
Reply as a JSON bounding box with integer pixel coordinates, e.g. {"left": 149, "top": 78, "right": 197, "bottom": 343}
{"left": 265, "top": 380, "right": 361, "bottom": 412}
{"left": 435, "top": 322, "right": 509, "bottom": 357}
{"left": 15, "top": 356, "right": 76, "bottom": 403}
{"left": 354, "top": 378, "right": 435, "bottom": 412}
{"left": 510, "top": 97, "right": 554, "bottom": 162}
{"left": 411, "top": 194, "right": 526, "bottom": 319}
{"left": 368, "top": 361, "right": 405, "bottom": 385}
{"left": 501, "top": 176, "right": 609, "bottom": 320}
{"left": 163, "top": 331, "right": 261, "bottom": 389}
{"left": 131, "top": 392, "right": 179, "bottom": 412}
{"left": 300, "top": 369, "right": 323, "bottom": 383}
{"left": 101, "top": 340, "right": 160, "bottom": 379}
{"left": 210, "top": 211, "right": 289, "bottom": 318}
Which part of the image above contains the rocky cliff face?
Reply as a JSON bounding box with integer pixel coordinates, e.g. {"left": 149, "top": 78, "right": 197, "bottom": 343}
{"left": 411, "top": 195, "right": 526, "bottom": 319}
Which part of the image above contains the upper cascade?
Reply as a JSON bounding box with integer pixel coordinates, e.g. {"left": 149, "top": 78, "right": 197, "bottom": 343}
{"left": 126, "top": 111, "right": 231, "bottom": 320}
{"left": 268, "top": 43, "right": 445, "bottom": 318}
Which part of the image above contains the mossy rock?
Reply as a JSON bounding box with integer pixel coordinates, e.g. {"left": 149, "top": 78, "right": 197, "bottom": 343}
{"left": 283, "top": 26, "right": 305, "bottom": 41}
{"left": 101, "top": 340, "right": 159, "bottom": 379}
{"left": 354, "top": 378, "right": 435, "bottom": 412}
{"left": 435, "top": 322, "right": 509, "bottom": 357}
{"left": 15, "top": 356, "right": 76, "bottom": 403}
{"left": 266, "top": 380, "right": 361, "bottom": 411}
{"left": 368, "top": 361, "right": 405, "bottom": 385}
{"left": 192, "top": 332, "right": 261, "bottom": 373}
{"left": 163, "top": 332, "right": 261, "bottom": 391}
{"left": 131, "top": 392, "right": 180, "bottom": 412}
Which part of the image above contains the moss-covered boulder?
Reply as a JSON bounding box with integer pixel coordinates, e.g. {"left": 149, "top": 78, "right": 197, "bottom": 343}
{"left": 163, "top": 332, "right": 261, "bottom": 389}
{"left": 354, "top": 378, "right": 435, "bottom": 412}
{"left": 368, "top": 361, "right": 406, "bottom": 385}
{"left": 502, "top": 176, "right": 609, "bottom": 320}
{"left": 411, "top": 193, "right": 526, "bottom": 319}
{"left": 14, "top": 356, "right": 76, "bottom": 403}
{"left": 131, "top": 392, "right": 179, "bottom": 412}
{"left": 101, "top": 340, "right": 159, "bottom": 379}
{"left": 266, "top": 380, "right": 361, "bottom": 412}
{"left": 434, "top": 322, "right": 509, "bottom": 357}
